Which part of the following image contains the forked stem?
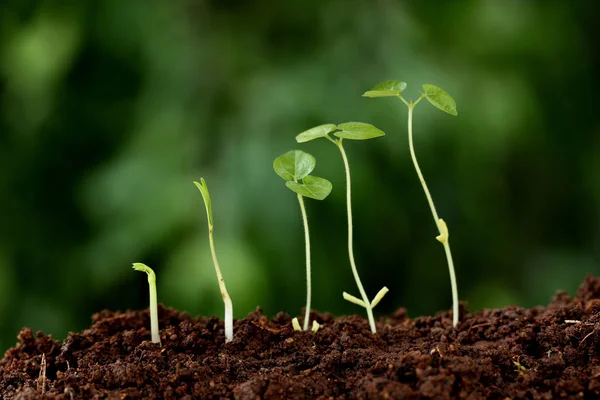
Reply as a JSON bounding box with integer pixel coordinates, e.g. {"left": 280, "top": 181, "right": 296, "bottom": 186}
{"left": 297, "top": 194, "right": 312, "bottom": 331}
{"left": 407, "top": 102, "right": 459, "bottom": 327}
{"left": 334, "top": 139, "right": 377, "bottom": 333}
{"left": 209, "top": 227, "right": 234, "bottom": 341}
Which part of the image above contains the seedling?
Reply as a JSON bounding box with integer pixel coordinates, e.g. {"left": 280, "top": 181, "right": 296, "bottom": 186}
{"left": 296, "top": 123, "right": 389, "bottom": 334}
{"left": 132, "top": 263, "right": 161, "bottom": 345}
{"left": 274, "top": 150, "right": 332, "bottom": 331}
{"left": 194, "top": 178, "right": 234, "bottom": 342}
{"left": 364, "top": 80, "right": 460, "bottom": 327}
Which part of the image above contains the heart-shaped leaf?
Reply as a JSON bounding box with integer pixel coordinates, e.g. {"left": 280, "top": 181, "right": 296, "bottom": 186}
{"left": 363, "top": 80, "right": 407, "bottom": 98}
{"left": 296, "top": 124, "right": 337, "bottom": 143}
{"left": 286, "top": 175, "right": 332, "bottom": 200}
{"left": 273, "top": 150, "right": 316, "bottom": 182}
{"left": 193, "top": 178, "right": 213, "bottom": 226}
{"left": 422, "top": 84, "right": 458, "bottom": 116}
{"left": 334, "top": 122, "right": 385, "bottom": 140}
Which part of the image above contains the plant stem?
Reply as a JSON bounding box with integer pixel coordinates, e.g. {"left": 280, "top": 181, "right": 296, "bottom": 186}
{"left": 407, "top": 104, "right": 459, "bottom": 327}
{"left": 147, "top": 271, "right": 161, "bottom": 344}
{"left": 335, "top": 140, "right": 377, "bottom": 334}
{"left": 297, "top": 194, "right": 312, "bottom": 331}
{"left": 209, "top": 227, "right": 234, "bottom": 342}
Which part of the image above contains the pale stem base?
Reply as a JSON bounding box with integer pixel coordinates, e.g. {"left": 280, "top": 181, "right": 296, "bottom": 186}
{"left": 149, "top": 275, "right": 161, "bottom": 345}
{"left": 209, "top": 230, "right": 234, "bottom": 341}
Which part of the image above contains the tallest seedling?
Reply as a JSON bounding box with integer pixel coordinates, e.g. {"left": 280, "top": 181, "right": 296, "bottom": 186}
{"left": 296, "top": 123, "right": 389, "bottom": 334}
{"left": 364, "top": 80, "right": 460, "bottom": 327}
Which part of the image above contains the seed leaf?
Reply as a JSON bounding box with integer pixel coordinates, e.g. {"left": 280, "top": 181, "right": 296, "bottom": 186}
{"left": 363, "top": 80, "right": 407, "bottom": 98}
{"left": 194, "top": 178, "right": 213, "bottom": 227}
{"left": 285, "top": 175, "right": 332, "bottom": 200}
{"left": 334, "top": 122, "right": 385, "bottom": 140}
{"left": 422, "top": 84, "right": 458, "bottom": 116}
{"left": 296, "top": 124, "right": 337, "bottom": 143}
{"left": 132, "top": 262, "right": 156, "bottom": 284}
{"left": 274, "top": 150, "right": 316, "bottom": 181}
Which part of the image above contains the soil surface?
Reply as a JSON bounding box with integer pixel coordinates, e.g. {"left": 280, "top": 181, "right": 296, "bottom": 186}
{"left": 2, "top": 276, "right": 600, "bottom": 399}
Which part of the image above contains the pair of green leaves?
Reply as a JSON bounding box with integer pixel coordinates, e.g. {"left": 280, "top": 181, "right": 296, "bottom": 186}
{"left": 295, "top": 122, "right": 384, "bottom": 143}
{"left": 274, "top": 150, "right": 332, "bottom": 200}
{"left": 363, "top": 80, "right": 458, "bottom": 116}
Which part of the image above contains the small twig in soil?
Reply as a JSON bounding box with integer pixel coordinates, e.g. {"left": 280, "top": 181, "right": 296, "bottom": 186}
{"left": 582, "top": 325, "right": 598, "bottom": 343}
{"left": 467, "top": 321, "right": 492, "bottom": 335}
{"left": 250, "top": 320, "right": 280, "bottom": 334}
{"left": 37, "top": 353, "right": 47, "bottom": 395}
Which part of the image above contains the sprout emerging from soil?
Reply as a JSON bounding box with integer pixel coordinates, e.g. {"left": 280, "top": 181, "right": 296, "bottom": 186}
{"left": 274, "top": 150, "right": 332, "bottom": 331}
{"left": 291, "top": 317, "right": 302, "bottom": 331}
{"left": 296, "top": 123, "right": 389, "bottom": 334}
{"left": 132, "top": 263, "right": 161, "bottom": 345}
{"left": 364, "top": 80, "right": 460, "bottom": 327}
{"left": 194, "top": 178, "right": 234, "bottom": 342}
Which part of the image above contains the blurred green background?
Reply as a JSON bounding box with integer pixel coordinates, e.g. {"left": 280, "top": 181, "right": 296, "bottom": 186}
{"left": 1, "top": 0, "right": 599, "bottom": 352}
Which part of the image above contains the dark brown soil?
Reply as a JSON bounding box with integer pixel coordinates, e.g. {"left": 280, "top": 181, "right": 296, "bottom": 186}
{"left": 3, "top": 276, "right": 600, "bottom": 399}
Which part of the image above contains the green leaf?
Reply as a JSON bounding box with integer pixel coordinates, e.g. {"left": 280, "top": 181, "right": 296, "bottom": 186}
{"left": 193, "top": 178, "right": 213, "bottom": 226}
{"left": 273, "top": 150, "right": 316, "bottom": 181}
{"left": 422, "top": 84, "right": 458, "bottom": 116}
{"left": 296, "top": 124, "right": 337, "bottom": 143}
{"left": 334, "top": 122, "right": 385, "bottom": 140}
{"left": 285, "top": 176, "right": 332, "bottom": 200}
{"left": 363, "top": 80, "right": 407, "bottom": 98}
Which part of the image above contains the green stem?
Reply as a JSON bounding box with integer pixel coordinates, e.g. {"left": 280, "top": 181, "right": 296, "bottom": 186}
{"left": 297, "top": 194, "right": 312, "bottom": 331}
{"left": 147, "top": 272, "right": 161, "bottom": 344}
{"left": 407, "top": 104, "right": 459, "bottom": 327}
{"left": 209, "top": 227, "right": 234, "bottom": 341}
{"left": 335, "top": 140, "right": 377, "bottom": 334}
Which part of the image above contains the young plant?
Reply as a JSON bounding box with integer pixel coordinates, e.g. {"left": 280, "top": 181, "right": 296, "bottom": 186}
{"left": 296, "top": 123, "right": 389, "bottom": 334}
{"left": 132, "top": 263, "right": 161, "bottom": 345}
{"left": 273, "top": 150, "right": 332, "bottom": 331}
{"left": 364, "top": 80, "right": 460, "bottom": 327}
{"left": 194, "top": 178, "right": 234, "bottom": 342}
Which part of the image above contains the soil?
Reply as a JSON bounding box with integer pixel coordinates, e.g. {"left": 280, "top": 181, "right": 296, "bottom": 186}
{"left": 2, "top": 277, "right": 600, "bottom": 399}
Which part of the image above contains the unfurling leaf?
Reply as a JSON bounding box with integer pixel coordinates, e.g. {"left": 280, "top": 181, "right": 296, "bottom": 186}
{"left": 334, "top": 122, "right": 385, "bottom": 140}
{"left": 363, "top": 80, "right": 407, "bottom": 98}
{"left": 194, "top": 178, "right": 213, "bottom": 227}
{"left": 422, "top": 84, "right": 458, "bottom": 116}
{"left": 274, "top": 150, "right": 316, "bottom": 181}
{"left": 296, "top": 124, "right": 337, "bottom": 143}
{"left": 285, "top": 175, "right": 332, "bottom": 200}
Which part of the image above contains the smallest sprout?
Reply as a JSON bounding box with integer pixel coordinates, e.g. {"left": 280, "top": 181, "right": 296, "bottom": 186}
{"left": 132, "top": 263, "right": 161, "bottom": 345}
{"left": 292, "top": 317, "right": 302, "bottom": 331}
{"left": 311, "top": 320, "right": 321, "bottom": 333}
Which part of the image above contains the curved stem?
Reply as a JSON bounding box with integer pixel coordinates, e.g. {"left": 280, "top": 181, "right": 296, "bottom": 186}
{"left": 297, "top": 194, "right": 312, "bottom": 331}
{"left": 335, "top": 141, "right": 377, "bottom": 333}
{"left": 209, "top": 228, "right": 234, "bottom": 341}
{"left": 407, "top": 105, "right": 459, "bottom": 327}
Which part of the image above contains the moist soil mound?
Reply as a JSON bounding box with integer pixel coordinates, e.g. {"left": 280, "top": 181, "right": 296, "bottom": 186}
{"left": 2, "top": 276, "right": 600, "bottom": 399}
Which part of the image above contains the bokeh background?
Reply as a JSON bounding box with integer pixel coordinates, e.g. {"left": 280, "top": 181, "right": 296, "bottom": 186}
{"left": 1, "top": 0, "right": 599, "bottom": 352}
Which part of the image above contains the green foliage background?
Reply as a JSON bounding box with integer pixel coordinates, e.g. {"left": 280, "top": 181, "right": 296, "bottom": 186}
{"left": 0, "top": 0, "right": 598, "bottom": 351}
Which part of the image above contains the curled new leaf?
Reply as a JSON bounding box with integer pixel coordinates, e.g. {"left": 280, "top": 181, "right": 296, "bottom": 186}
{"left": 334, "top": 122, "right": 385, "bottom": 140}
{"left": 422, "top": 84, "right": 458, "bottom": 116}
{"left": 286, "top": 176, "right": 332, "bottom": 200}
{"left": 296, "top": 124, "right": 337, "bottom": 143}
{"left": 273, "top": 150, "right": 316, "bottom": 181}
{"left": 193, "top": 178, "right": 213, "bottom": 227}
{"left": 363, "top": 80, "right": 407, "bottom": 98}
